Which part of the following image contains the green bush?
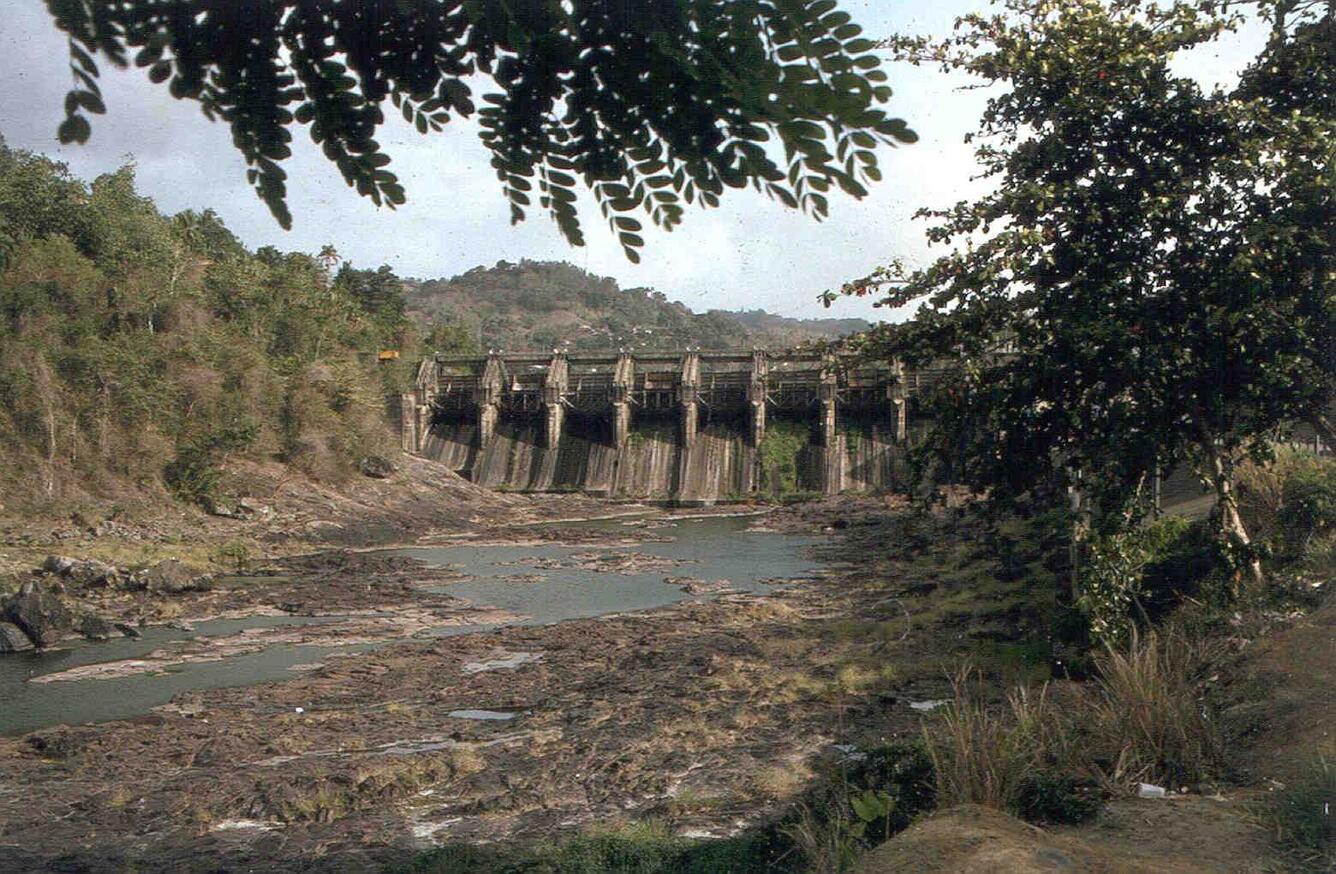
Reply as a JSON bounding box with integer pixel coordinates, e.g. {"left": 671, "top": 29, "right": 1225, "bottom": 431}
{"left": 1278, "top": 461, "right": 1336, "bottom": 545}
{"left": 163, "top": 421, "right": 258, "bottom": 507}
{"left": 395, "top": 822, "right": 780, "bottom": 874}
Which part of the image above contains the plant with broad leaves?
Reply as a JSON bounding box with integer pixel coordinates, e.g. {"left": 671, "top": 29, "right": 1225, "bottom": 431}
{"left": 42, "top": 0, "right": 916, "bottom": 260}
{"left": 830, "top": 0, "right": 1333, "bottom": 596}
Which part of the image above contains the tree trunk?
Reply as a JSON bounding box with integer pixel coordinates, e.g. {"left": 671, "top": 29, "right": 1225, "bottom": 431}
{"left": 1309, "top": 411, "right": 1335, "bottom": 454}
{"left": 1204, "top": 440, "right": 1264, "bottom": 594}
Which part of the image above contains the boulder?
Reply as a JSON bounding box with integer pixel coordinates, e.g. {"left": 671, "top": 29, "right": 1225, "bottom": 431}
{"left": 237, "top": 497, "right": 274, "bottom": 519}
{"left": 359, "top": 455, "right": 397, "bottom": 479}
{"left": 135, "top": 559, "right": 211, "bottom": 594}
{"left": 76, "top": 613, "right": 119, "bottom": 641}
{"left": 3, "top": 581, "right": 73, "bottom": 647}
{"left": 42, "top": 555, "right": 120, "bottom": 587}
{"left": 114, "top": 622, "right": 143, "bottom": 639}
{"left": 0, "top": 621, "right": 35, "bottom": 653}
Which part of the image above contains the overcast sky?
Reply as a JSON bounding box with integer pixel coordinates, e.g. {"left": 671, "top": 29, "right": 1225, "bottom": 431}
{"left": 0, "top": 2, "right": 1266, "bottom": 321}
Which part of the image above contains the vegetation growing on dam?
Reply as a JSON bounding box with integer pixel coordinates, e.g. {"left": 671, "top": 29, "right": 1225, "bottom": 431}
{"left": 757, "top": 419, "right": 811, "bottom": 496}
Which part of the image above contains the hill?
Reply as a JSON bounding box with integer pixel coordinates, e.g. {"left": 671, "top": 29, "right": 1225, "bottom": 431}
{"left": 403, "top": 260, "right": 870, "bottom": 352}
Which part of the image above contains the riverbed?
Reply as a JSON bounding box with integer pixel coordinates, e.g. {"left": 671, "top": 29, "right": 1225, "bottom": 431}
{"left": 0, "top": 515, "right": 823, "bottom": 736}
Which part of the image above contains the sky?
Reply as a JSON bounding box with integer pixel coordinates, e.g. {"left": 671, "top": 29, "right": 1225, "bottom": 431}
{"left": 0, "top": 2, "right": 1266, "bottom": 322}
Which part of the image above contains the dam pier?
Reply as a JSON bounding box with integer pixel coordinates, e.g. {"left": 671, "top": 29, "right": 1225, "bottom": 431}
{"left": 401, "top": 349, "right": 920, "bottom": 502}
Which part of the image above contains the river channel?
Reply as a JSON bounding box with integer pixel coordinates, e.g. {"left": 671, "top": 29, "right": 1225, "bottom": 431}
{"left": 0, "top": 515, "right": 823, "bottom": 735}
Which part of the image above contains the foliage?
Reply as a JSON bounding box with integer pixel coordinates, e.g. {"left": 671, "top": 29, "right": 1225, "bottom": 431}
{"left": 0, "top": 138, "right": 448, "bottom": 508}
{"left": 782, "top": 739, "right": 936, "bottom": 873}
{"left": 395, "top": 820, "right": 777, "bottom": 874}
{"left": 405, "top": 259, "right": 864, "bottom": 352}
{"left": 832, "top": 0, "right": 1333, "bottom": 587}
{"left": 163, "top": 421, "right": 258, "bottom": 507}
{"left": 1081, "top": 516, "right": 1219, "bottom": 645}
{"left": 758, "top": 419, "right": 811, "bottom": 494}
{"left": 1266, "top": 755, "right": 1335, "bottom": 868}
{"left": 42, "top": 1, "right": 916, "bottom": 260}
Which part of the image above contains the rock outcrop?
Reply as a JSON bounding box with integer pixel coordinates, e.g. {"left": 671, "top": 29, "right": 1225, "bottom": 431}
{"left": 42, "top": 555, "right": 120, "bottom": 588}
{"left": 135, "top": 559, "right": 211, "bottom": 594}
{"left": 0, "top": 621, "right": 35, "bottom": 653}
{"left": 3, "top": 581, "right": 72, "bottom": 647}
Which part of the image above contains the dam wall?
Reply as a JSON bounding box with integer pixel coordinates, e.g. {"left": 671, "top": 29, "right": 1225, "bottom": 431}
{"left": 404, "top": 349, "right": 916, "bottom": 503}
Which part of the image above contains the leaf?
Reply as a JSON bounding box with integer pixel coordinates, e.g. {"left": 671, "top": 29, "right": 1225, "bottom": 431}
{"left": 57, "top": 114, "right": 91, "bottom": 145}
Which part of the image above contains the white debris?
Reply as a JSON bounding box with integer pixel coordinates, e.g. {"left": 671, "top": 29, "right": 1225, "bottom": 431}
{"left": 909, "top": 699, "right": 949, "bottom": 712}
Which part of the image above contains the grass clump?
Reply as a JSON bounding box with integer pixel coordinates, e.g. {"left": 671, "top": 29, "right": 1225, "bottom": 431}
{"left": 1089, "top": 630, "right": 1220, "bottom": 788}
{"left": 923, "top": 630, "right": 1217, "bottom": 823}
{"left": 923, "top": 670, "right": 1080, "bottom": 815}
{"left": 1266, "top": 755, "right": 1335, "bottom": 869}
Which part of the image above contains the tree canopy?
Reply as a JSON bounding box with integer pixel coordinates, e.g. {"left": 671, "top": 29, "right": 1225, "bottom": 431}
{"left": 42, "top": 0, "right": 916, "bottom": 260}
{"left": 833, "top": 0, "right": 1333, "bottom": 589}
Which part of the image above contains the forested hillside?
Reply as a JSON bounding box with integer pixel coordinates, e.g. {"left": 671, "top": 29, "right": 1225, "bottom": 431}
{"left": 404, "top": 260, "right": 870, "bottom": 352}
{"left": 0, "top": 142, "right": 869, "bottom": 513}
{"left": 0, "top": 139, "right": 463, "bottom": 512}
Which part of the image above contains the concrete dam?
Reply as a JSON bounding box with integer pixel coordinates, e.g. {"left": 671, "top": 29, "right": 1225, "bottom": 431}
{"left": 400, "top": 349, "right": 931, "bottom": 502}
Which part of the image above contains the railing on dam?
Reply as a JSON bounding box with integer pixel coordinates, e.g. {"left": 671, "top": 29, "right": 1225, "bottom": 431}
{"left": 399, "top": 349, "right": 916, "bottom": 467}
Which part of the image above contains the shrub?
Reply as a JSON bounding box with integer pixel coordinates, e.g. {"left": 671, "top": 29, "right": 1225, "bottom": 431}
{"left": 396, "top": 822, "right": 781, "bottom": 874}
{"left": 163, "top": 420, "right": 258, "bottom": 507}
{"left": 1238, "top": 449, "right": 1336, "bottom": 558}
{"left": 780, "top": 740, "right": 937, "bottom": 873}
{"left": 1266, "top": 755, "right": 1334, "bottom": 868}
{"left": 1080, "top": 517, "right": 1219, "bottom": 646}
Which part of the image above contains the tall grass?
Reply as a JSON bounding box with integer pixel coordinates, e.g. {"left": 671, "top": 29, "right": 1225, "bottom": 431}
{"left": 925, "top": 630, "right": 1220, "bottom": 817}
{"left": 923, "top": 669, "right": 1068, "bottom": 811}
{"left": 1090, "top": 630, "right": 1221, "bottom": 788}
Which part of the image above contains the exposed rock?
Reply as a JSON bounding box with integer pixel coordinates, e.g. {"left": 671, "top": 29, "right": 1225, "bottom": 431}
{"left": 0, "top": 621, "right": 35, "bottom": 653}
{"left": 135, "top": 559, "right": 211, "bottom": 594}
{"left": 42, "top": 555, "right": 120, "bottom": 588}
{"left": 3, "top": 581, "right": 72, "bottom": 647}
{"left": 76, "top": 613, "right": 119, "bottom": 641}
{"left": 359, "top": 455, "right": 397, "bottom": 479}
{"left": 114, "top": 622, "right": 143, "bottom": 639}
{"left": 238, "top": 497, "right": 274, "bottom": 519}
{"left": 664, "top": 576, "right": 736, "bottom": 595}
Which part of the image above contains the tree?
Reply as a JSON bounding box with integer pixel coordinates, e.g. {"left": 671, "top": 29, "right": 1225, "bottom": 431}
{"left": 42, "top": 0, "right": 917, "bottom": 260}
{"left": 833, "top": 0, "right": 1333, "bottom": 593}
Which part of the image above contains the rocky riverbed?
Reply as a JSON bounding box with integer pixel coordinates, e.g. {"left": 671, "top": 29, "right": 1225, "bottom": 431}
{"left": 0, "top": 495, "right": 1023, "bottom": 872}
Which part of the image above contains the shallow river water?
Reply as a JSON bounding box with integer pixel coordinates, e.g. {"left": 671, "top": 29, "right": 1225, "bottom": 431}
{"left": 0, "top": 515, "right": 822, "bottom": 735}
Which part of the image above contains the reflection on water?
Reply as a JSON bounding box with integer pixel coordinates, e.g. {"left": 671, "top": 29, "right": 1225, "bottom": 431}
{"left": 1, "top": 516, "right": 822, "bottom": 735}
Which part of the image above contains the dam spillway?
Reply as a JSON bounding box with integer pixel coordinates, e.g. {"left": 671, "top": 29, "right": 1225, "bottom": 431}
{"left": 401, "top": 349, "right": 922, "bottom": 502}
